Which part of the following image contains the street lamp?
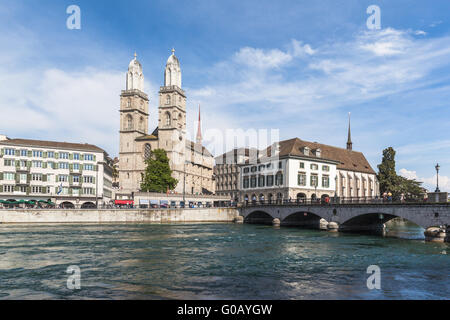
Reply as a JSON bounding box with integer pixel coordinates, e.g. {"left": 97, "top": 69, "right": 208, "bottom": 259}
{"left": 435, "top": 163, "right": 440, "bottom": 193}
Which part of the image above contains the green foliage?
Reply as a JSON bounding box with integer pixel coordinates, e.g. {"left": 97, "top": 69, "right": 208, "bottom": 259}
{"left": 377, "top": 147, "right": 425, "bottom": 198}
{"left": 140, "top": 149, "right": 178, "bottom": 193}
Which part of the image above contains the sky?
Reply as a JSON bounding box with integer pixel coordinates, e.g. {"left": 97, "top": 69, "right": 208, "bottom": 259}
{"left": 0, "top": 0, "right": 450, "bottom": 191}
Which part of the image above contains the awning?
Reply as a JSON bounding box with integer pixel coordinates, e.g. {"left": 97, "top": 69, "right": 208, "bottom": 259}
{"left": 115, "top": 200, "right": 134, "bottom": 205}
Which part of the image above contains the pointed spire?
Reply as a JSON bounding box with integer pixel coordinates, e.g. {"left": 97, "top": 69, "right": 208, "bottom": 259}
{"left": 134, "top": 52, "right": 137, "bottom": 59}
{"left": 347, "top": 112, "right": 353, "bottom": 151}
{"left": 196, "top": 104, "right": 202, "bottom": 145}
{"left": 171, "top": 48, "right": 175, "bottom": 55}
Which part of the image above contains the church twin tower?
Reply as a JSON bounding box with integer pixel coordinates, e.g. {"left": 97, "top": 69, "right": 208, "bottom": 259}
{"left": 118, "top": 50, "right": 214, "bottom": 196}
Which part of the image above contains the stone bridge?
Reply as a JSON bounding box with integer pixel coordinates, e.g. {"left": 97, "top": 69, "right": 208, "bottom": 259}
{"left": 238, "top": 204, "right": 450, "bottom": 242}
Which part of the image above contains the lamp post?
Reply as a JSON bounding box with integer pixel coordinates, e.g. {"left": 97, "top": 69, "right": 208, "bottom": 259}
{"left": 435, "top": 163, "right": 440, "bottom": 193}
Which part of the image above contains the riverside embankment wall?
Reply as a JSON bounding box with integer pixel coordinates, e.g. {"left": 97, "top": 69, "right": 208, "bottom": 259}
{"left": 0, "top": 208, "right": 240, "bottom": 224}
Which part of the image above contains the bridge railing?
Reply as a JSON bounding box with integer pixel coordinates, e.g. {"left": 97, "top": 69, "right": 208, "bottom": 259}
{"left": 240, "top": 196, "right": 442, "bottom": 207}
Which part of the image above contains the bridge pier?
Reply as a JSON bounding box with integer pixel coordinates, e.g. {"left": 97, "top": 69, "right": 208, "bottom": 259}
{"left": 327, "top": 222, "right": 339, "bottom": 232}
{"left": 424, "top": 227, "right": 449, "bottom": 242}
{"left": 233, "top": 216, "right": 244, "bottom": 224}
{"left": 272, "top": 218, "right": 281, "bottom": 227}
{"left": 319, "top": 218, "right": 329, "bottom": 230}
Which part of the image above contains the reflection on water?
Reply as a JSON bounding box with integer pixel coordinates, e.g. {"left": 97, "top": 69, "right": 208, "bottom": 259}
{"left": 0, "top": 222, "right": 448, "bottom": 300}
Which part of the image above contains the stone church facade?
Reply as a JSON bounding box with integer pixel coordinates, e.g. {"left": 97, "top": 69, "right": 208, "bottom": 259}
{"left": 118, "top": 51, "right": 214, "bottom": 198}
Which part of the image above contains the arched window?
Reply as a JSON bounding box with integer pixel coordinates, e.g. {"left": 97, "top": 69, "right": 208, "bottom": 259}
{"left": 144, "top": 144, "right": 151, "bottom": 160}
{"left": 166, "top": 95, "right": 171, "bottom": 105}
{"left": 127, "top": 98, "right": 131, "bottom": 108}
{"left": 126, "top": 115, "right": 133, "bottom": 130}
{"left": 139, "top": 117, "right": 144, "bottom": 131}
{"left": 165, "top": 112, "right": 171, "bottom": 127}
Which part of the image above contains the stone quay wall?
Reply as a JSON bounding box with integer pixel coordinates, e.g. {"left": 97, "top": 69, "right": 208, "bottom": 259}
{"left": 0, "top": 208, "right": 239, "bottom": 224}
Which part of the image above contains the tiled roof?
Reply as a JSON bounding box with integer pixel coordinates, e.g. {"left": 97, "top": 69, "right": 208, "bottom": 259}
{"left": 277, "top": 138, "right": 376, "bottom": 174}
{"left": 0, "top": 138, "right": 106, "bottom": 153}
{"left": 242, "top": 138, "right": 376, "bottom": 175}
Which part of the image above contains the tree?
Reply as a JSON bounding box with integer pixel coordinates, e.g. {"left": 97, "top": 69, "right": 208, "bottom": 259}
{"left": 377, "top": 147, "right": 425, "bottom": 198}
{"left": 140, "top": 149, "right": 178, "bottom": 193}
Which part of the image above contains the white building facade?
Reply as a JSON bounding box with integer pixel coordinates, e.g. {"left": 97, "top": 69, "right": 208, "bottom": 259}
{"left": 239, "top": 138, "right": 379, "bottom": 203}
{"left": 0, "top": 135, "right": 113, "bottom": 208}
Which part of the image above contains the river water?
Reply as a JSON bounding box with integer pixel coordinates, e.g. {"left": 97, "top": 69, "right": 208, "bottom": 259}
{"left": 0, "top": 222, "right": 448, "bottom": 300}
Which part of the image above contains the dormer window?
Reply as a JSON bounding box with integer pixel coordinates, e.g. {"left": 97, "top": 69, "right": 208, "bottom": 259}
{"left": 315, "top": 148, "right": 322, "bottom": 158}
{"left": 302, "top": 147, "right": 310, "bottom": 156}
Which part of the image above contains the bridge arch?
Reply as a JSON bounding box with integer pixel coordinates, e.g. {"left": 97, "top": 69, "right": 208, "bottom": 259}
{"left": 244, "top": 210, "right": 273, "bottom": 225}
{"left": 340, "top": 211, "right": 427, "bottom": 230}
{"left": 282, "top": 210, "right": 326, "bottom": 228}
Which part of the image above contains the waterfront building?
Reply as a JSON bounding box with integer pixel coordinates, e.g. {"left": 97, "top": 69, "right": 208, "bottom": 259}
{"left": 117, "top": 50, "right": 214, "bottom": 201}
{"left": 239, "top": 120, "right": 379, "bottom": 203}
{"left": 214, "top": 148, "right": 258, "bottom": 201}
{"left": 0, "top": 134, "right": 113, "bottom": 208}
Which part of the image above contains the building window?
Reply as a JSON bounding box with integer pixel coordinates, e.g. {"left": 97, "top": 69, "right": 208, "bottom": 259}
{"left": 310, "top": 174, "right": 318, "bottom": 187}
{"left": 250, "top": 176, "right": 257, "bottom": 188}
{"left": 73, "top": 153, "right": 79, "bottom": 160}
{"left": 84, "top": 164, "right": 94, "bottom": 171}
{"left": 32, "top": 174, "right": 43, "bottom": 181}
{"left": 298, "top": 173, "right": 307, "bottom": 186}
{"left": 165, "top": 112, "right": 171, "bottom": 127}
{"left": 144, "top": 144, "right": 151, "bottom": 160}
{"left": 20, "top": 150, "right": 27, "bottom": 157}
{"left": 127, "top": 115, "right": 133, "bottom": 130}
{"left": 322, "top": 165, "right": 330, "bottom": 172}
{"left": 3, "top": 185, "right": 14, "bottom": 192}
{"left": 267, "top": 175, "right": 274, "bottom": 187}
{"left": 166, "top": 95, "right": 171, "bottom": 105}
{"left": 32, "top": 161, "right": 43, "bottom": 168}
{"left": 299, "top": 162, "right": 305, "bottom": 169}
{"left": 243, "top": 177, "right": 249, "bottom": 189}
{"left": 59, "top": 162, "right": 69, "bottom": 169}
{"left": 3, "top": 172, "right": 15, "bottom": 180}
{"left": 310, "top": 163, "right": 318, "bottom": 170}
{"left": 4, "top": 148, "right": 15, "bottom": 155}
{"left": 84, "top": 154, "right": 94, "bottom": 161}
{"left": 275, "top": 172, "right": 283, "bottom": 186}
{"left": 127, "top": 98, "right": 131, "bottom": 108}
{"left": 84, "top": 176, "right": 94, "bottom": 184}
{"left": 243, "top": 167, "right": 250, "bottom": 174}
{"left": 322, "top": 175, "right": 330, "bottom": 188}
{"left": 47, "top": 151, "right": 55, "bottom": 158}
{"left": 278, "top": 161, "right": 282, "bottom": 169}
{"left": 251, "top": 166, "right": 257, "bottom": 172}
{"left": 32, "top": 150, "right": 43, "bottom": 157}
{"left": 73, "top": 176, "right": 80, "bottom": 183}
{"left": 58, "top": 175, "right": 68, "bottom": 182}
{"left": 4, "top": 159, "right": 13, "bottom": 166}
{"left": 258, "top": 175, "right": 265, "bottom": 187}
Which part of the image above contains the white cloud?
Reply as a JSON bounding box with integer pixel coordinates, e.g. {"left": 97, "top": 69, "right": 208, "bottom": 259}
{"left": 233, "top": 47, "right": 293, "bottom": 69}
{"left": 359, "top": 28, "right": 413, "bottom": 56}
{"left": 415, "top": 30, "right": 427, "bottom": 36}
{"left": 291, "top": 39, "right": 316, "bottom": 57}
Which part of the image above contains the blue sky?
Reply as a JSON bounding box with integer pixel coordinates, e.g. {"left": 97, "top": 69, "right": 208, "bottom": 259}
{"left": 1, "top": 0, "right": 450, "bottom": 191}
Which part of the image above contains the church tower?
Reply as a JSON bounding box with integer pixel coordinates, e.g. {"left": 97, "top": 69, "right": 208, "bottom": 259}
{"left": 158, "top": 49, "right": 187, "bottom": 192}
{"left": 119, "top": 53, "right": 149, "bottom": 193}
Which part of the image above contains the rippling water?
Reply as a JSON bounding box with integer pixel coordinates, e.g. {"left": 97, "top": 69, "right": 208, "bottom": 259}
{"left": 0, "top": 222, "right": 448, "bottom": 300}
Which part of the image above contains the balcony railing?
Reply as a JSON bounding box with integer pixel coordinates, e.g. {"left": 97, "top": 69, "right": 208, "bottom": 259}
{"left": 241, "top": 196, "right": 445, "bottom": 207}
